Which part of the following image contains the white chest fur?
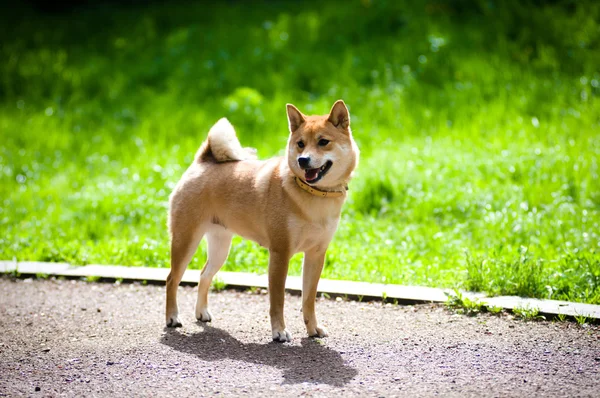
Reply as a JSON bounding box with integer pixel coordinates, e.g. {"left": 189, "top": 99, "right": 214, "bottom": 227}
{"left": 287, "top": 213, "right": 340, "bottom": 254}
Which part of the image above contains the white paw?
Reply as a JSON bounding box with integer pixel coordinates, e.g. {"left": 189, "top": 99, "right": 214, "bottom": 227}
{"left": 272, "top": 328, "right": 292, "bottom": 342}
{"left": 195, "top": 307, "right": 213, "bottom": 322}
{"left": 307, "top": 324, "right": 329, "bottom": 338}
{"left": 166, "top": 314, "right": 182, "bottom": 328}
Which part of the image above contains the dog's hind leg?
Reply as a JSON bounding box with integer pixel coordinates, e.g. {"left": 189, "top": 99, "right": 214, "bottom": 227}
{"left": 195, "top": 226, "right": 233, "bottom": 322}
{"left": 166, "top": 224, "right": 206, "bottom": 327}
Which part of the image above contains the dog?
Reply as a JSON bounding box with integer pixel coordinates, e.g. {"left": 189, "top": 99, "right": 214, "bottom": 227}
{"left": 165, "top": 100, "right": 359, "bottom": 342}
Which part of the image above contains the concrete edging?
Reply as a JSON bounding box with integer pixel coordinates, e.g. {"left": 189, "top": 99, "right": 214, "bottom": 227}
{"left": 1, "top": 260, "right": 598, "bottom": 320}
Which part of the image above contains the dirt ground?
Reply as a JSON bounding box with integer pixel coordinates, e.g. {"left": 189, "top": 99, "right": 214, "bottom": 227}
{"left": 0, "top": 277, "right": 598, "bottom": 397}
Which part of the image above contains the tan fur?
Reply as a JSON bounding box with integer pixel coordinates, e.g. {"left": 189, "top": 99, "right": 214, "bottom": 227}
{"left": 166, "top": 100, "right": 359, "bottom": 341}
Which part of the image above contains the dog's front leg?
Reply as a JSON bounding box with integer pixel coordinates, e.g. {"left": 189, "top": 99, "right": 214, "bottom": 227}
{"left": 302, "top": 248, "right": 328, "bottom": 338}
{"left": 268, "top": 250, "right": 291, "bottom": 342}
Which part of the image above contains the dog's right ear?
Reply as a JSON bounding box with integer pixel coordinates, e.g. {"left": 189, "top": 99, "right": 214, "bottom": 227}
{"left": 286, "top": 104, "right": 305, "bottom": 133}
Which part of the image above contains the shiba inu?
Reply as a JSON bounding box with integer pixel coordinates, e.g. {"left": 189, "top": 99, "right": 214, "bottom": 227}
{"left": 165, "top": 100, "right": 359, "bottom": 342}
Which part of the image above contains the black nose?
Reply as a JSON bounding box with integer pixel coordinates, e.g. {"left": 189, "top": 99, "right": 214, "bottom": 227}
{"left": 298, "top": 157, "right": 310, "bottom": 169}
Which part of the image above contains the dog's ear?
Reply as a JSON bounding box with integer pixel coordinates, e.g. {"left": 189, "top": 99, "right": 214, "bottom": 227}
{"left": 286, "top": 104, "right": 305, "bottom": 133}
{"left": 328, "top": 100, "right": 350, "bottom": 130}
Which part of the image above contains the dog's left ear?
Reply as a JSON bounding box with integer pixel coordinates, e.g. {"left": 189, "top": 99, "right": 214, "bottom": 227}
{"left": 328, "top": 100, "right": 350, "bottom": 130}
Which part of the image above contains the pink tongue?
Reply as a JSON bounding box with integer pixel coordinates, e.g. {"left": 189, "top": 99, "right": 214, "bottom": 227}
{"left": 305, "top": 168, "right": 319, "bottom": 181}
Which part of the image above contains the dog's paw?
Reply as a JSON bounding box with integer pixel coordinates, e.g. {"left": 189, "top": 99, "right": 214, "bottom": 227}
{"left": 195, "top": 307, "right": 213, "bottom": 323}
{"left": 272, "top": 329, "right": 292, "bottom": 342}
{"left": 307, "top": 325, "right": 329, "bottom": 338}
{"left": 166, "top": 315, "right": 182, "bottom": 328}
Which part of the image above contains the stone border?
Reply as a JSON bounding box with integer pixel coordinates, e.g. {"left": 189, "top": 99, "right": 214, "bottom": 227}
{"left": 1, "top": 260, "right": 598, "bottom": 320}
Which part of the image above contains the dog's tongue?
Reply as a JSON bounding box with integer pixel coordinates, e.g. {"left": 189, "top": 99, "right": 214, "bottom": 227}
{"left": 305, "top": 168, "right": 319, "bottom": 182}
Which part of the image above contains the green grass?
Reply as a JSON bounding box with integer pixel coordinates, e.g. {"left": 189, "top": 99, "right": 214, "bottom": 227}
{"left": 446, "top": 289, "right": 484, "bottom": 316}
{"left": 1, "top": 0, "right": 599, "bottom": 304}
{"left": 513, "top": 305, "right": 545, "bottom": 321}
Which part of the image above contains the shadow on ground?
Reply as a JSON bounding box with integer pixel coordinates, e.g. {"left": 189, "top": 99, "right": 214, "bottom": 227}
{"left": 160, "top": 325, "right": 358, "bottom": 386}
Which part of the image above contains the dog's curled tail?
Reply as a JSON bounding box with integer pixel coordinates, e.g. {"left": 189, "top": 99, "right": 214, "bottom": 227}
{"left": 195, "top": 118, "right": 257, "bottom": 163}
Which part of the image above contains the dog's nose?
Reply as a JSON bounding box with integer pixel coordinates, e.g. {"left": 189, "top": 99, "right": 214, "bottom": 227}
{"left": 298, "top": 157, "right": 310, "bottom": 169}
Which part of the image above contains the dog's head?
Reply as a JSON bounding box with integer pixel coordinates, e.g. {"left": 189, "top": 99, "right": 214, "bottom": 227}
{"left": 286, "top": 100, "right": 359, "bottom": 189}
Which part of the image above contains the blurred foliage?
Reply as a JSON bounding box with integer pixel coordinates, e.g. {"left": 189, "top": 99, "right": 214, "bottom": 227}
{"left": 0, "top": 0, "right": 599, "bottom": 303}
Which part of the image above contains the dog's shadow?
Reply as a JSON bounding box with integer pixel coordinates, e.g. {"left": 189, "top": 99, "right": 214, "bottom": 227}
{"left": 161, "top": 325, "right": 358, "bottom": 386}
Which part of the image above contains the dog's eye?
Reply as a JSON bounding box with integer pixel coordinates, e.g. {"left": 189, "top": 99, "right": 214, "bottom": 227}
{"left": 297, "top": 141, "right": 305, "bottom": 149}
{"left": 318, "top": 139, "right": 330, "bottom": 146}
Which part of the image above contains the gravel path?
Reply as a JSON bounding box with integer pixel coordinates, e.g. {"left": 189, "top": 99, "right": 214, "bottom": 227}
{"left": 0, "top": 277, "right": 598, "bottom": 397}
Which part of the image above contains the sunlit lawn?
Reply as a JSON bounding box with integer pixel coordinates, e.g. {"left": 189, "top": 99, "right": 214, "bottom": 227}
{"left": 1, "top": 0, "right": 599, "bottom": 303}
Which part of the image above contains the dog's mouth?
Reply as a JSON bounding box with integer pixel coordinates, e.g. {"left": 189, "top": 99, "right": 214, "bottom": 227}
{"left": 304, "top": 161, "right": 332, "bottom": 184}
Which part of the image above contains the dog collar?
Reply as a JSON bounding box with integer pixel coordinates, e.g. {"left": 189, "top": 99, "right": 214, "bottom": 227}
{"left": 294, "top": 177, "right": 345, "bottom": 198}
